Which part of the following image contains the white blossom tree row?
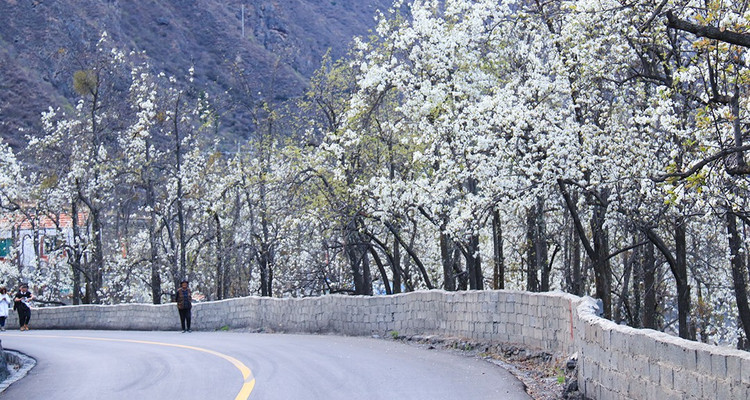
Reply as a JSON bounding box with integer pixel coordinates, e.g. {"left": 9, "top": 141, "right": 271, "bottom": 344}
{"left": 1, "top": 0, "right": 749, "bottom": 346}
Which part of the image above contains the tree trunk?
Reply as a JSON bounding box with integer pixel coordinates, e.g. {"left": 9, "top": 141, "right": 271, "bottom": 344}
{"left": 526, "top": 206, "right": 539, "bottom": 292}
{"left": 536, "top": 197, "right": 550, "bottom": 291}
{"left": 214, "top": 212, "right": 226, "bottom": 300}
{"left": 89, "top": 207, "right": 104, "bottom": 304}
{"left": 259, "top": 250, "right": 270, "bottom": 297}
{"left": 572, "top": 220, "right": 582, "bottom": 295}
{"left": 386, "top": 143, "right": 400, "bottom": 294}
{"left": 384, "top": 220, "right": 432, "bottom": 289}
{"left": 727, "top": 211, "right": 750, "bottom": 347}
{"left": 148, "top": 198, "right": 161, "bottom": 304}
{"left": 164, "top": 217, "right": 181, "bottom": 296}
{"left": 591, "top": 199, "right": 612, "bottom": 319}
{"left": 492, "top": 209, "right": 504, "bottom": 290}
{"left": 455, "top": 251, "right": 468, "bottom": 290}
{"left": 642, "top": 223, "right": 691, "bottom": 339}
{"left": 173, "top": 94, "right": 187, "bottom": 283}
{"left": 392, "top": 235, "right": 402, "bottom": 294}
{"left": 615, "top": 250, "right": 633, "bottom": 324}
{"left": 674, "top": 219, "right": 692, "bottom": 340}
{"left": 558, "top": 180, "right": 611, "bottom": 317}
{"left": 632, "top": 244, "right": 642, "bottom": 328}
{"left": 84, "top": 82, "right": 103, "bottom": 304}
{"left": 70, "top": 200, "right": 82, "bottom": 305}
{"left": 365, "top": 229, "right": 398, "bottom": 294}
{"left": 564, "top": 201, "right": 583, "bottom": 295}
{"left": 642, "top": 241, "right": 657, "bottom": 330}
{"left": 441, "top": 232, "right": 456, "bottom": 291}
{"left": 465, "top": 233, "right": 483, "bottom": 290}
{"left": 259, "top": 175, "right": 274, "bottom": 297}
{"left": 463, "top": 177, "right": 483, "bottom": 290}
{"left": 146, "top": 166, "right": 161, "bottom": 304}
{"left": 369, "top": 246, "right": 391, "bottom": 295}
{"left": 345, "top": 216, "right": 370, "bottom": 295}
{"left": 362, "top": 251, "right": 373, "bottom": 295}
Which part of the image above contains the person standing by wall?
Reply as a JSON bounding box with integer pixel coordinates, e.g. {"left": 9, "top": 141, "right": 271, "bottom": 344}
{"left": 0, "top": 287, "right": 11, "bottom": 331}
{"left": 13, "top": 283, "right": 33, "bottom": 331}
{"left": 176, "top": 280, "right": 193, "bottom": 333}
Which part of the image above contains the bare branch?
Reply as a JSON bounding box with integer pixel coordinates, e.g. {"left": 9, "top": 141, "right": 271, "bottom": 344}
{"left": 640, "top": 0, "right": 670, "bottom": 32}
{"left": 666, "top": 11, "right": 750, "bottom": 48}
{"left": 652, "top": 144, "right": 750, "bottom": 182}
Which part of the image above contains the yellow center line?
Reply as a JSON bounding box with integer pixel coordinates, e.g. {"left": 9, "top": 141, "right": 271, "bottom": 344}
{"left": 6, "top": 334, "right": 255, "bottom": 399}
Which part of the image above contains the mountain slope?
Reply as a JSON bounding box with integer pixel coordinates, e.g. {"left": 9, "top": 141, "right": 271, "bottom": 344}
{"left": 0, "top": 0, "right": 393, "bottom": 149}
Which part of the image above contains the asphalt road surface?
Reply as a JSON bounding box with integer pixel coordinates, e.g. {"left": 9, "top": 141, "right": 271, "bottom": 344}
{"left": 0, "top": 330, "right": 531, "bottom": 400}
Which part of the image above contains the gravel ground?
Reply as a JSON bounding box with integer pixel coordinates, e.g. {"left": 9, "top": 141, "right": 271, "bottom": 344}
{"left": 386, "top": 335, "right": 565, "bottom": 400}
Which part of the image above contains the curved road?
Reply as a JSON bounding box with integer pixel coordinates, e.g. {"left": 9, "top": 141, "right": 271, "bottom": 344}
{"left": 0, "top": 330, "right": 530, "bottom": 399}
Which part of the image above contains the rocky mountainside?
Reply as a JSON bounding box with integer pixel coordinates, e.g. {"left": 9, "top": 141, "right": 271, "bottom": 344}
{"left": 0, "top": 0, "right": 394, "bottom": 149}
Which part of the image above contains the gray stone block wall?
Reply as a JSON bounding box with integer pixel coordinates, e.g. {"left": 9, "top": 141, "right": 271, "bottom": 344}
{"left": 573, "top": 297, "right": 750, "bottom": 399}
{"left": 10, "top": 290, "right": 748, "bottom": 399}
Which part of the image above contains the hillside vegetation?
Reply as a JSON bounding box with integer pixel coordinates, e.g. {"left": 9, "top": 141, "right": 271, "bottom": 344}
{"left": 0, "top": 0, "right": 391, "bottom": 148}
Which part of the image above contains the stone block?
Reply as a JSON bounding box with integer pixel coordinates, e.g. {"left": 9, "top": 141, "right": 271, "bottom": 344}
{"left": 660, "top": 363, "right": 674, "bottom": 390}
{"left": 696, "top": 348, "right": 713, "bottom": 375}
{"left": 730, "top": 382, "right": 750, "bottom": 399}
{"left": 716, "top": 378, "right": 732, "bottom": 400}
{"left": 644, "top": 381, "right": 664, "bottom": 399}
{"left": 632, "top": 354, "right": 649, "bottom": 380}
{"left": 662, "top": 388, "right": 685, "bottom": 400}
{"left": 587, "top": 359, "right": 600, "bottom": 381}
{"left": 579, "top": 377, "right": 592, "bottom": 398}
{"left": 625, "top": 330, "right": 650, "bottom": 359}
{"left": 726, "top": 353, "right": 741, "bottom": 383}
{"left": 712, "top": 352, "right": 729, "bottom": 378}
{"left": 741, "top": 356, "right": 750, "bottom": 385}
{"left": 648, "top": 359, "right": 660, "bottom": 384}
{"left": 672, "top": 368, "right": 690, "bottom": 394}
{"left": 610, "top": 369, "right": 628, "bottom": 394}
{"left": 598, "top": 385, "right": 615, "bottom": 400}
{"left": 701, "top": 375, "right": 717, "bottom": 398}
{"left": 627, "top": 378, "right": 646, "bottom": 399}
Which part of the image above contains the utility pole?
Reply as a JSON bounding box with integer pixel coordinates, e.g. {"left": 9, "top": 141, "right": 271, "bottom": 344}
{"left": 241, "top": 4, "right": 245, "bottom": 37}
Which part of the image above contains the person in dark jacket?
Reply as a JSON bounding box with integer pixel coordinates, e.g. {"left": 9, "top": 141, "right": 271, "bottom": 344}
{"left": 13, "top": 283, "right": 33, "bottom": 331}
{"left": 176, "top": 280, "right": 193, "bottom": 332}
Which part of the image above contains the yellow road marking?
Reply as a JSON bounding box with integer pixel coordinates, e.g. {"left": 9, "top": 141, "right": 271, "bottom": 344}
{"left": 6, "top": 334, "right": 255, "bottom": 400}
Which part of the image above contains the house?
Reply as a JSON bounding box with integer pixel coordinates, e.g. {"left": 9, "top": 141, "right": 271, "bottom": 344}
{"left": 0, "top": 212, "right": 87, "bottom": 270}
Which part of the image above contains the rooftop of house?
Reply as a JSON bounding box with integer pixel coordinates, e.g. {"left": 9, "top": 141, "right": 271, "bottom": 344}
{"left": 0, "top": 212, "right": 88, "bottom": 232}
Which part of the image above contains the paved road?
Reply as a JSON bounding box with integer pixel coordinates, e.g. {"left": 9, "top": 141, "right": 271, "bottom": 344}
{"left": 0, "top": 330, "right": 531, "bottom": 400}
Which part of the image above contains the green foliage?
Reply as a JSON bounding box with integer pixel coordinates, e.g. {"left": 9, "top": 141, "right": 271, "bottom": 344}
{"left": 40, "top": 173, "right": 58, "bottom": 190}
{"left": 73, "top": 69, "right": 98, "bottom": 96}
{"left": 685, "top": 171, "right": 706, "bottom": 193}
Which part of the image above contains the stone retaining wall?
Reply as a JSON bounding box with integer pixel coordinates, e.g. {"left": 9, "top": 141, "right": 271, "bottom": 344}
{"left": 574, "top": 297, "right": 750, "bottom": 399}
{"left": 9, "top": 290, "right": 749, "bottom": 399}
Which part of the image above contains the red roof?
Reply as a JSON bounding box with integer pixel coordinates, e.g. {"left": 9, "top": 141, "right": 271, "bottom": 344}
{"left": 0, "top": 212, "right": 88, "bottom": 231}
